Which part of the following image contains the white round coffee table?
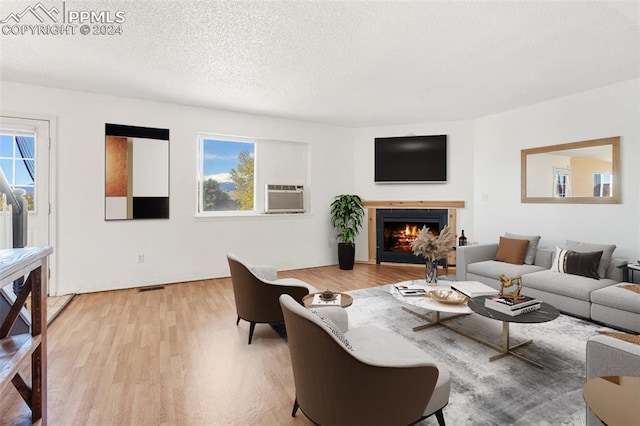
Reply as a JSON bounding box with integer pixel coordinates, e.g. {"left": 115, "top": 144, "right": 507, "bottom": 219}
{"left": 390, "top": 280, "right": 472, "bottom": 331}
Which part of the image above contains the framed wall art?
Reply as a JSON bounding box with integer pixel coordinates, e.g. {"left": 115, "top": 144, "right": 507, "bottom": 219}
{"left": 105, "top": 123, "right": 170, "bottom": 220}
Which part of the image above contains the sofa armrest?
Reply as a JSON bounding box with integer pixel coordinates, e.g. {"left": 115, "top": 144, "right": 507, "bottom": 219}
{"left": 586, "top": 335, "right": 640, "bottom": 380}
{"left": 606, "top": 257, "right": 626, "bottom": 282}
{"left": 456, "top": 244, "right": 498, "bottom": 281}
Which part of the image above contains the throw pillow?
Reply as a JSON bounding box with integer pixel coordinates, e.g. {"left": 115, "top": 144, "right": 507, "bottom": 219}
{"left": 565, "top": 250, "right": 603, "bottom": 279}
{"left": 505, "top": 233, "right": 541, "bottom": 265}
{"left": 494, "top": 237, "right": 530, "bottom": 265}
{"left": 551, "top": 246, "right": 569, "bottom": 273}
{"left": 565, "top": 240, "right": 616, "bottom": 279}
{"left": 310, "top": 310, "right": 353, "bottom": 351}
{"left": 551, "top": 246, "right": 602, "bottom": 279}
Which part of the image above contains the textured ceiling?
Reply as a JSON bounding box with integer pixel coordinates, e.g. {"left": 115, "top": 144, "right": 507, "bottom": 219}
{"left": 0, "top": 1, "right": 638, "bottom": 127}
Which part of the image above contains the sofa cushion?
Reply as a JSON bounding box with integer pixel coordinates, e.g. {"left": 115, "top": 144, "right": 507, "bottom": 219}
{"left": 591, "top": 285, "right": 640, "bottom": 315}
{"left": 505, "top": 232, "right": 541, "bottom": 265}
{"left": 523, "top": 270, "right": 616, "bottom": 302}
{"left": 494, "top": 237, "right": 529, "bottom": 265}
{"left": 565, "top": 240, "right": 616, "bottom": 279}
{"left": 345, "top": 325, "right": 435, "bottom": 366}
{"left": 467, "top": 260, "right": 546, "bottom": 279}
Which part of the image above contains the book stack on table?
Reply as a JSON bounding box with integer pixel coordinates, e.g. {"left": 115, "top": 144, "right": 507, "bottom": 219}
{"left": 394, "top": 284, "right": 428, "bottom": 297}
{"left": 484, "top": 295, "right": 541, "bottom": 316}
{"left": 451, "top": 281, "right": 498, "bottom": 298}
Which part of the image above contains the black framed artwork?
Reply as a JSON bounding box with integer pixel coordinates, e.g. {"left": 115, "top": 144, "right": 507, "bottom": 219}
{"left": 104, "top": 123, "right": 170, "bottom": 220}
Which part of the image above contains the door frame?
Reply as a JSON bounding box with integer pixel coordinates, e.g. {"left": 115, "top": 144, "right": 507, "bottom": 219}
{"left": 0, "top": 111, "right": 58, "bottom": 296}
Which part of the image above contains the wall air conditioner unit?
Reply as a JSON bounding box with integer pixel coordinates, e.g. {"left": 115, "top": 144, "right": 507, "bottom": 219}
{"left": 265, "top": 184, "right": 305, "bottom": 214}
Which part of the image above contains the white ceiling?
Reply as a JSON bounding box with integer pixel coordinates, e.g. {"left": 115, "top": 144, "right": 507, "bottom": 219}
{"left": 0, "top": 1, "right": 638, "bottom": 127}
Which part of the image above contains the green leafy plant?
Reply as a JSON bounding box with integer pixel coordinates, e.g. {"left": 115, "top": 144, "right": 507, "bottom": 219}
{"left": 330, "top": 194, "right": 365, "bottom": 245}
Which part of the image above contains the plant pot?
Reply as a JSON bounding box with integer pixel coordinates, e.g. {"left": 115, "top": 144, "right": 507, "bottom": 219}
{"left": 338, "top": 243, "right": 355, "bottom": 270}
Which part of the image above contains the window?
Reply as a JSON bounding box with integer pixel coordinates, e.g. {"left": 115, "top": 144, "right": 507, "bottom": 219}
{"left": 553, "top": 168, "right": 570, "bottom": 198}
{"left": 0, "top": 131, "right": 36, "bottom": 211}
{"left": 593, "top": 173, "right": 612, "bottom": 197}
{"left": 197, "top": 136, "right": 255, "bottom": 213}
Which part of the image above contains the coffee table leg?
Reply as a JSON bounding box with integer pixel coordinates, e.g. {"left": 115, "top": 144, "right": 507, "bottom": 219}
{"left": 487, "top": 321, "right": 540, "bottom": 369}
{"left": 402, "top": 307, "right": 468, "bottom": 332}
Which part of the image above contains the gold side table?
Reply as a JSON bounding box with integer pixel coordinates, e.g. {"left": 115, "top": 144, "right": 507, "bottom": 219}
{"left": 583, "top": 375, "right": 640, "bottom": 425}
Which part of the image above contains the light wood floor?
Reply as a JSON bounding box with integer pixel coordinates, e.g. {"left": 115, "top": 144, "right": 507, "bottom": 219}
{"left": 0, "top": 263, "right": 428, "bottom": 425}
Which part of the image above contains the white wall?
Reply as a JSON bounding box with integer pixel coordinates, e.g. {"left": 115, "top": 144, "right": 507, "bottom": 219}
{"left": 352, "top": 121, "right": 476, "bottom": 261}
{"left": 2, "top": 78, "right": 637, "bottom": 294}
{"left": 473, "top": 78, "right": 640, "bottom": 260}
{"left": 0, "top": 82, "right": 354, "bottom": 294}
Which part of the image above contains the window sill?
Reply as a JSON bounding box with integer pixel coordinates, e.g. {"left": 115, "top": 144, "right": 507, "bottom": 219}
{"left": 194, "top": 212, "right": 312, "bottom": 221}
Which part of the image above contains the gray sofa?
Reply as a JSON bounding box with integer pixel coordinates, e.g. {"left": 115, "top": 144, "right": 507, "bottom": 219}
{"left": 585, "top": 334, "right": 640, "bottom": 425}
{"left": 456, "top": 243, "right": 640, "bottom": 333}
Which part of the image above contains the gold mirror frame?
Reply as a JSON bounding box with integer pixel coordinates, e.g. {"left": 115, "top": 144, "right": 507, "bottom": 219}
{"left": 521, "top": 136, "right": 620, "bottom": 204}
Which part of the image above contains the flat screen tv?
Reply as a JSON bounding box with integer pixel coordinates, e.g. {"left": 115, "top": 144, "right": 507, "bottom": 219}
{"left": 375, "top": 135, "right": 447, "bottom": 182}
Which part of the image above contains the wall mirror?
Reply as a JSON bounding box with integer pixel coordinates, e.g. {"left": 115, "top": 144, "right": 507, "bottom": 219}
{"left": 521, "top": 136, "right": 620, "bottom": 204}
{"left": 105, "top": 123, "right": 170, "bottom": 220}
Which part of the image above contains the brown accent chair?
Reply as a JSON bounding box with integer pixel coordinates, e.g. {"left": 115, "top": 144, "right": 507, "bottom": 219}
{"left": 280, "top": 294, "right": 450, "bottom": 426}
{"left": 227, "top": 253, "right": 317, "bottom": 344}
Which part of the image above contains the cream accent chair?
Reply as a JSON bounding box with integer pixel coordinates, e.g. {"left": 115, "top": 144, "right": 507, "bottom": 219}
{"left": 227, "top": 253, "right": 317, "bottom": 344}
{"left": 280, "top": 294, "right": 450, "bottom": 426}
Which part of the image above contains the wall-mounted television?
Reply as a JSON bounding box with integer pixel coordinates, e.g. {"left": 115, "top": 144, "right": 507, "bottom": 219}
{"left": 375, "top": 135, "right": 447, "bottom": 183}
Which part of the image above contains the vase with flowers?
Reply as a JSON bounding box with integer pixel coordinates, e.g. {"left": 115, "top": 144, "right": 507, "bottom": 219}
{"left": 410, "top": 225, "right": 456, "bottom": 285}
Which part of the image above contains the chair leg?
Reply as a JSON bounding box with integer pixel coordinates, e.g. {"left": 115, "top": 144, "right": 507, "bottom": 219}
{"left": 435, "top": 409, "right": 445, "bottom": 426}
{"left": 248, "top": 322, "right": 256, "bottom": 344}
{"left": 291, "top": 398, "right": 299, "bottom": 417}
{"left": 236, "top": 316, "right": 240, "bottom": 325}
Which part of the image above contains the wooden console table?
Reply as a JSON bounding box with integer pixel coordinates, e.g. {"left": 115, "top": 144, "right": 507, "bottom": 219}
{"left": 0, "top": 247, "right": 52, "bottom": 425}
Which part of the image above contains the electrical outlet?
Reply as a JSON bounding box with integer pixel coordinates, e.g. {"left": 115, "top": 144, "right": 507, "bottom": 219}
{"left": 137, "top": 253, "right": 144, "bottom": 263}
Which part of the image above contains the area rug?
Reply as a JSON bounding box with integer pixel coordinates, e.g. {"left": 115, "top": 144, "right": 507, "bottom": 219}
{"left": 345, "top": 284, "right": 616, "bottom": 426}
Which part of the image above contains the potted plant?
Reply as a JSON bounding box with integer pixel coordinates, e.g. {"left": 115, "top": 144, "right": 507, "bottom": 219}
{"left": 330, "top": 194, "right": 365, "bottom": 270}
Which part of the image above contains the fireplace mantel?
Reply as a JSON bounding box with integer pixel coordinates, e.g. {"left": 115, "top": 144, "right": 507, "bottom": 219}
{"left": 362, "top": 200, "right": 466, "bottom": 264}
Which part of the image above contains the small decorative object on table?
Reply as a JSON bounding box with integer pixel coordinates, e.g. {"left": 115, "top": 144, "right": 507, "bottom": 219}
{"left": 498, "top": 274, "right": 524, "bottom": 300}
{"left": 410, "top": 225, "right": 456, "bottom": 285}
{"left": 320, "top": 289, "right": 336, "bottom": 301}
{"left": 429, "top": 289, "right": 468, "bottom": 305}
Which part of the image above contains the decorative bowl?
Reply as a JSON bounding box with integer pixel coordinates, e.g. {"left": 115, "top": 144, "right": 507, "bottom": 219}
{"left": 428, "top": 290, "right": 468, "bottom": 305}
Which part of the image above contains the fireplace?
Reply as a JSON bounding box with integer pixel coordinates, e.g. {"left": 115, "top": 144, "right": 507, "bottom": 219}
{"left": 376, "top": 209, "right": 448, "bottom": 264}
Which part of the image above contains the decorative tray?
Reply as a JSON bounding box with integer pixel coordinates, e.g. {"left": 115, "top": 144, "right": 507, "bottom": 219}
{"left": 428, "top": 290, "right": 468, "bottom": 305}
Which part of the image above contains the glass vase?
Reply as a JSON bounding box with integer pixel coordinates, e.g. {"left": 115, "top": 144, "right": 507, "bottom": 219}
{"left": 425, "top": 260, "right": 438, "bottom": 285}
